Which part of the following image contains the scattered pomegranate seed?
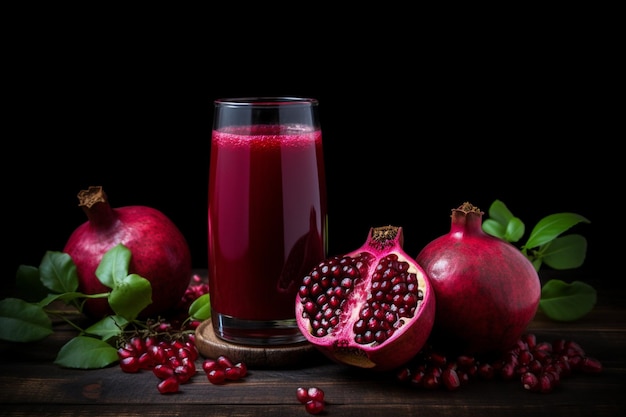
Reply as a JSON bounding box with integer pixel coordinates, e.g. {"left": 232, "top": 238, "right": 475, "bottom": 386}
{"left": 521, "top": 372, "right": 540, "bottom": 392}
{"left": 207, "top": 369, "right": 226, "bottom": 385}
{"left": 296, "top": 387, "right": 326, "bottom": 415}
{"left": 296, "top": 387, "right": 310, "bottom": 403}
{"left": 305, "top": 400, "right": 325, "bottom": 415}
{"left": 397, "top": 333, "right": 603, "bottom": 394}
{"left": 581, "top": 356, "right": 603, "bottom": 374}
{"left": 119, "top": 356, "right": 140, "bottom": 373}
{"left": 157, "top": 376, "right": 180, "bottom": 394}
{"left": 201, "top": 354, "right": 247, "bottom": 385}
{"left": 442, "top": 368, "right": 461, "bottom": 391}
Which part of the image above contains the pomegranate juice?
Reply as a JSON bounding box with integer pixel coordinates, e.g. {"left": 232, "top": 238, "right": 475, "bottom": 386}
{"left": 208, "top": 124, "right": 327, "bottom": 340}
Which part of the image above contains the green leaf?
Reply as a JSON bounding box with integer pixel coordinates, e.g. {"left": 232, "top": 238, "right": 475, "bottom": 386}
{"left": 108, "top": 273, "right": 152, "bottom": 320}
{"left": 84, "top": 315, "right": 129, "bottom": 342}
{"left": 54, "top": 336, "right": 119, "bottom": 369}
{"left": 39, "top": 251, "right": 79, "bottom": 294}
{"left": 483, "top": 201, "right": 525, "bottom": 243}
{"left": 0, "top": 298, "right": 53, "bottom": 342}
{"left": 487, "top": 199, "right": 515, "bottom": 225}
{"left": 523, "top": 213, "right": 590, "bottom": 250}
{"left": 482, "top": 219, "right": 506, "bottom": 239}
{"left": 96, "top": 243, "right": 132, "bottom": 289}
{"left": 189, "top": 293, "right": 211, "bottom": 320}
{"left": 14, "top": 265, "right": 49, "bottom": 302}
{"left": 504, "top": 217, "right": 525, "bottom": 243}
{"left": 539, "top": 279, "right": 596, "bottom": 322}
{"left": 541, "top": 235, "right": 587, "bottom": 270}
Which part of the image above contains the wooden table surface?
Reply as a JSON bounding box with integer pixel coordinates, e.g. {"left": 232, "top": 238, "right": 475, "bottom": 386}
{"left": 1, "top": 270, "right": 624, "bottom": 417}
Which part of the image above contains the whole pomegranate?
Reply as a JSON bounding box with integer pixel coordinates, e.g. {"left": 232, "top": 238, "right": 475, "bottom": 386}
{"left": 415, "top": 202, "right": 541, "bottom": 355}
{"left": 63, "top": 186, "right": 192, "bottom": 319}
{"left": 295, "top": 225, "right": 435, "bottom": 371}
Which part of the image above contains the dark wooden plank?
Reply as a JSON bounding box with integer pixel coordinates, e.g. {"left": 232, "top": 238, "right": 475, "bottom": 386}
{"left": 1, "top": 275, "right": 624, "bottom": 417}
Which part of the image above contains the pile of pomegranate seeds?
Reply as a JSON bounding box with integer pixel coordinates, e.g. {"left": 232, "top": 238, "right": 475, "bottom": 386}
{"left": 296, "top": 386, "right": 326, "bottom": 415}
{"left": 118, "top": 331, "right": 248, "bottom": 393}
{"left": 117, "top": 333, "right": 200, "bottom": 394}
{"left": 115, "top": 277, "right": 218, "bottom": 394}
{"left": 395, "top": 333, "right": 603, "bottom": 393}
{"left": 202, "top": 355, "right": 248, "bottom": 384}
{"left": 179, "top": 274, "right": 210, "bottom": 307}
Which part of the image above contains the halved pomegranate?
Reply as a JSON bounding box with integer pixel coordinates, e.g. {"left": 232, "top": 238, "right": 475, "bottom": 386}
{"left": 295, "top": 226, "right": 435, "bottom": 371}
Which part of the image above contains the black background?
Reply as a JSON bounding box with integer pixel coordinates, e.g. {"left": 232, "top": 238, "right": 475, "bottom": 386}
{"left": 4, "top": 14, "right": 615, "bottom": 298}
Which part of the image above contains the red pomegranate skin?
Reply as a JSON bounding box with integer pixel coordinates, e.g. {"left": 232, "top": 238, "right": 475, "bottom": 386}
{"left": 63, "top": 187, "right": 192, "bottom": 319}
{"left": 415, "top": 203, "right": 541, "bottom": 355}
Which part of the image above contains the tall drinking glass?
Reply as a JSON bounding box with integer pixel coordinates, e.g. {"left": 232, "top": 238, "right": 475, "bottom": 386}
{"left": 208, "top": 97, "right": 327, "bottom": 345}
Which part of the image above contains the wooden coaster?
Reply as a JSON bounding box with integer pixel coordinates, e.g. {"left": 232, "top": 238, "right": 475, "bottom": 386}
{"left": 194, "top": 319, "right": 319, "bottom": 369}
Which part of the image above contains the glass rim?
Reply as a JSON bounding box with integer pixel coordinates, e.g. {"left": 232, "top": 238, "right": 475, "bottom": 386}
{"left": 214, "top": 97, "right": 318, "bottom": 107}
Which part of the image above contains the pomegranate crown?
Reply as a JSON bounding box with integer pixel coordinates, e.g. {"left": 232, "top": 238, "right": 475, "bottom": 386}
{"left": 77, "top": 186, "right": 107, "bottom": 208}
{"left": 368, "top": 225, "right": 403, "bottom": 250}
{"left": 454, "top": 202, "right": 484, "bottom": 216}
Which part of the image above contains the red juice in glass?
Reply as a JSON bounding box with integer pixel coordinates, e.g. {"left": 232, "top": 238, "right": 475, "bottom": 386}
{"left": 208, "top": 118, "right": 327, "bottom": 345}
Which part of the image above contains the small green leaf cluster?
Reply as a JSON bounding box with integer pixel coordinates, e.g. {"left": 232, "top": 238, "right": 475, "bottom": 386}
{"left": 0, "top": 243, "right": 211, "bottom": 369}
{"left": 482, "top": 200, "right": 595, "bottom": 322}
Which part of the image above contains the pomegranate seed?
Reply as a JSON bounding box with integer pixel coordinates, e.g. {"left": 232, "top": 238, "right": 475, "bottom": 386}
{"left": 171, "top": 340, "right": 185, "bottom": 350}
{"left": 457, "top": 370, "right": 470, "bottom": 385}
{"left": 157, "top": 376, "right": 180, "bottom": 394}
{"left": 224, "top": 366, "right": 242, "bottom": 380}
{"left": 499, "top": 362, "right": 516, "bottom": 380}
{"left": 534, "top": 341, "right": 553, "bottom": 352}
{"left": 307, "top": 387, "right": 325, "bottom": 402}
{"left": 518, "top": 350, "right": 533, "bottom": 366}
{"left": 528, "top": 359, "right": 543, "bottom": 374}
{"left": 477, "top": 362, "right": 495, "bottom": 380}
{"left": 168, "top": 356, "right": 182, "bottom": 369}
{"left": 568, "top": 354, "right": 584, "bottom": 370}
{"left": 305, "top": 400, "right": 325, "bottom": 415}
{"left": 143, "top": 336, "right": 158, "bottom": 349}
{"left": 296, "top": 387, "right": 310, "bottom": 403}
{"left": 130, "top": 336, "right": 145, "bottom": 355}
{"left": 538, "top": 372, "right": 554, "bottom": 393}
{"left": 522, "top": 333, "right": 537, "bottom": 350}
{"left": 217, "top": 355, "right": 234, "bottom": 368}
{"left": 207, "top": 369, "right": 226, "bottom": 384}
{"left": 545, "top": 370, "right": 561, "bottom": 387}
{"left": 117, "top": 347, "right": 135, "bottom": 360}
{"left": 565, "top": 340, "right": 585, "bottom": 356}
{"left": 157, "top": 322, "right": 172, "bottom": 332}
{"left": 202, "top": 358, "right": 219, "bottom": 373}
{"left": 580, "top": 356, "right": 603, "bottom": 374}
{"left": 234, "top": 362, "right": 248, "bottom": 378}
{"left": 119, "top": 356, "right": 140, "bottom": 373}
{"left": 429, "top": 352, "right": 447, "bottom": 367}
{"left": 174, "top": 365, "right": 194, "bottom": 383}
{"left": 442, "top": 368, "right": 461, "bottom": 391}
{"left": 138, "top": 352, "right": 155, "bottom": 369}
{"left": 554, "top": 357, "right": 572, "bottom": 377}
{"left": 456, "top": 355, "right": 475, "bottom": 368}
{"left": 153, "top": 364, "right": 174, "bottom": 380}
{"left": 396, "top": 367, "right": 411, "bottom": 382}
{"left": 521, "top": 372, "right": 540, "bottom": 392}
{"left": 410, "top": 369, "right": 425, "bottom": 386}
{"left": 421, "top": 371, "right": 441, "bottom": 389}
